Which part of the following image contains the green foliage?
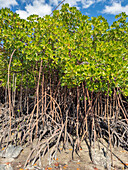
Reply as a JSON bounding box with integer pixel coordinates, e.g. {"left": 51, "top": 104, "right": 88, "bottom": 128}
{"left": 0, "top": 4, "right": 128, "bottom": 96}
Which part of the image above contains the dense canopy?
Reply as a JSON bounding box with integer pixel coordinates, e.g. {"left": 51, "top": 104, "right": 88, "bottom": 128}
{"left": 0, "top": 3, "right": 128, "bottom": 96}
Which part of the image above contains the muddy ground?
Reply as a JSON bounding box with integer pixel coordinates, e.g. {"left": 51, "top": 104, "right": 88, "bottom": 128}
{"left": 0, "top": 138, "right": 128, "bottom": 170}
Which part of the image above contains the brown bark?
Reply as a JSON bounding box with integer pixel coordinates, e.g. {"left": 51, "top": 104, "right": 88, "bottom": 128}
{"left": 8, "top": 49, "right": 16, "bottom": 137}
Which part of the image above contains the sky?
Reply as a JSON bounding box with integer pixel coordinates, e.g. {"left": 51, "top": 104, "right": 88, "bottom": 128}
{"left": 0, "top": 0, "right": 128, "bottom": 27}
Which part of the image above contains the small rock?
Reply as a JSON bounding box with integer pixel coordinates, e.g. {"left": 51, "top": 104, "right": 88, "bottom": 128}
{"left": 3, "top": 145, "right": 15, "bottom": 158}
{"left": 0, "top": 145, "right": 23, "bottom": 158}
{"left": 92, "top": 147, "right": 111, "bottom": 169}
{"left": 12, "top": 146, "right": 23, "bottom": 158}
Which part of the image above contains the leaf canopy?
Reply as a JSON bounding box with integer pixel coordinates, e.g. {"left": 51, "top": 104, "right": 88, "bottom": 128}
{"left": 0, "top": 4, "right": 128, "bottom": 96}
